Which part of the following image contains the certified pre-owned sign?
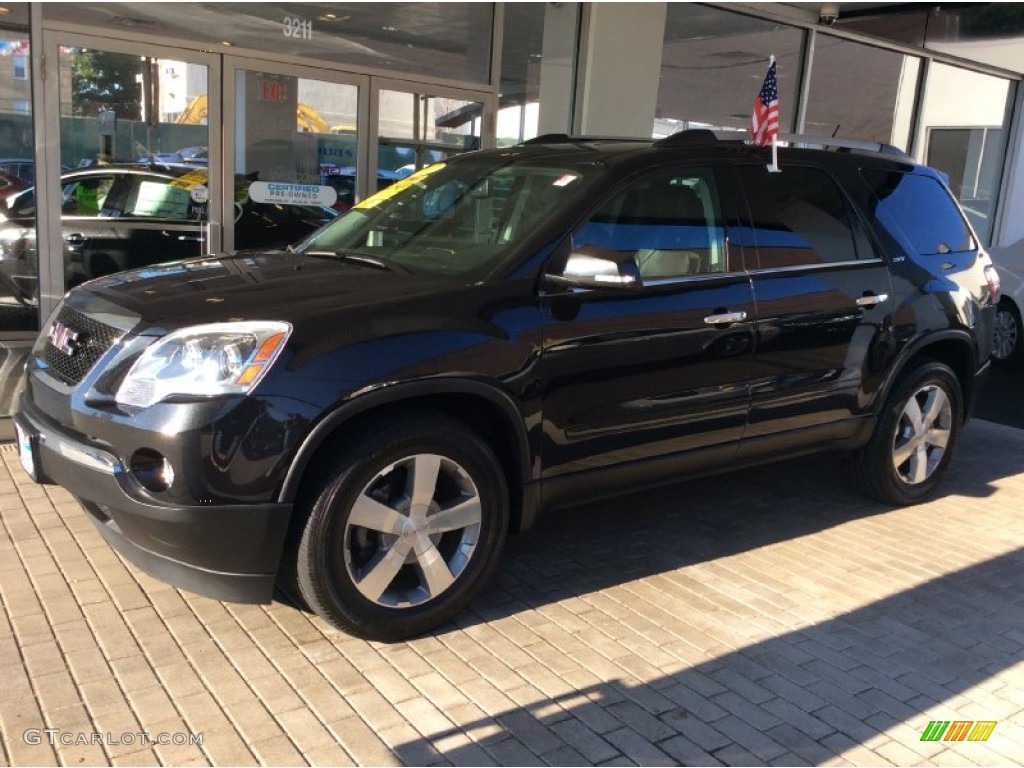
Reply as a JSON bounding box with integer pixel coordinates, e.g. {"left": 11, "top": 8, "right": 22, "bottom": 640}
{"left": 248, "top": 181, "right": 337, "bottom": 208}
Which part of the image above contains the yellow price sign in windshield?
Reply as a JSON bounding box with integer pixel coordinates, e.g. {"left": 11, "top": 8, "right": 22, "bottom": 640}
{"left": 352, "top": 163, "right": 446, "bottom": 211}
{"left": 169, "top": 169, "right": 210, "bottom": 190}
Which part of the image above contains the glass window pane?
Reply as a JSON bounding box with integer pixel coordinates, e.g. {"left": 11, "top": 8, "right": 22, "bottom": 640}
{"left": 574, "top": 168, "right": 728, "bottom": 277}
{"left": 838, "top": 6, "right": 1024, "bottom": 75}
{"left": 862, "top": 170, "right": 975, "bottom": 256}
{"left": 804, "top": 37, "right": 920, "bottom": 150}
{"left": 0, "top": 30, "right": 37, "bottom": 334}
{"left": 59, "top": 49, "right": 209, "bottom": 168}
{"left": 656, "top": 6, "right": 803, "bottom": 137}
{"left": 378, "top": 89, "right": 482, "bottom": 191}
{"left": 232, "top": 69, "right": 343, "bottom": 249}
{"left": 237, "top": 69, "right": 357, "bottom": 213}
{"left": 918, "top": 63, "right": 1014, "bottom": 244}
{"left": 737, "top": 165, "right": 859, "bottom": 268}
{"left": 44, "top": 3, "right": 494, "bottom": 84}
{"left": 926, "top": 6, "right": 1024, "bottom": 73}
{"left": 499, "top": 3, "right": 579, "bottom": 145}
{"left": 835, "top": 10, "right": 928, "bottom": 48}
{"left": 304, "top": 160, "right": 598, "bottom": 280}
{"left": 0, "top": 25, "right": 35, "bottom": 422}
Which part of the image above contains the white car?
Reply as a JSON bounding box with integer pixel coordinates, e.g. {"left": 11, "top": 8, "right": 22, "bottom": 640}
{"left": 988, "top": 239, "right": 1024, "bottom": 366}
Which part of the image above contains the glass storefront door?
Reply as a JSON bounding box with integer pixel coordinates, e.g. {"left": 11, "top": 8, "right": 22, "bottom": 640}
{"left": 38, "top": 34, "right": 221, "bottom": 300}
{"left": 0, "top": 26, "right": 34, "bottom": 422}
{"left": 224, "top": 60, "right": 367, "bottom": 248}
{"left": 371, "top": 79, "right": 493, "bottom": 192}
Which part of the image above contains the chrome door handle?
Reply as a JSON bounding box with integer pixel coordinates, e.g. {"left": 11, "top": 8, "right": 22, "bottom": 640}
{"left": 704, "top": 311, "right": 748, "bottom": 326}
{"left": 856, "top": 293, "right": 889, "bottom": 307}
{"left": 177, "top": 235, "right": 204, "bottom": 242}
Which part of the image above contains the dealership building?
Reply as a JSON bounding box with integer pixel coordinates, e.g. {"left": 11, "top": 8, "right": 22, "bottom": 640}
{"left": 0, "top": 1, "right": 1022, "bottom": 428}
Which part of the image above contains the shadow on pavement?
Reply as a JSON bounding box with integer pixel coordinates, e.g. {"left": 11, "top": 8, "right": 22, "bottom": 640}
{"left": 477, "top": 419, "right": 1021, "bottom": 617}
{"left": 410, "top": 547, "right": 1024, "bottom": 765}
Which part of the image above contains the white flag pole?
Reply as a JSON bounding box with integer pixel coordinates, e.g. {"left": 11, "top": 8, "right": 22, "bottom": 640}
{"left": 766, "top": 55, "right": 781, "bottom": 173}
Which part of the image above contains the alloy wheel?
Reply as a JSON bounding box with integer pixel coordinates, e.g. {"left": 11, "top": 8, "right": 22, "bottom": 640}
{"left": 891, "top": 384, "right": 953, "bottom": 485}
{"left": 343, "top": 453, "right": 482, "bottom": 608}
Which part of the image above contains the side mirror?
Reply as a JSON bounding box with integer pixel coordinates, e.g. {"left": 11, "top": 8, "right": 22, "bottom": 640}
{"left": 546, "top": 252, "right": 643, "bottom": 291}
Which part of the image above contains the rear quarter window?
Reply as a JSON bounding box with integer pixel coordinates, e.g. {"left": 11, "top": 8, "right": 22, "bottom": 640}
{"left": 861, "top": 170, "right": 975, "bottom": 255}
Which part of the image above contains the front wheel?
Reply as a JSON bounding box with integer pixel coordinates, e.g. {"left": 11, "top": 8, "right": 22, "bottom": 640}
{"left": 850, "top": 361, "right": 963, "bottom": 506}
{"left": 295, "top": 413, "right": 509, "bottom": 642}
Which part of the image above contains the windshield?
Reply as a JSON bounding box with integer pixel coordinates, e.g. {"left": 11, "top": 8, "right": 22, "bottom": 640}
{"left": 297, "top": 157, "right": 598, "bottom": 279}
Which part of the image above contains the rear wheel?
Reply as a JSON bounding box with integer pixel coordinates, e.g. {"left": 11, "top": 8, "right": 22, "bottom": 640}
{"left": 992, "top": 299, "right": 1023, "bottom": 368}
{"left": 850, "top": 361, "right": 962, "bottom": 506}
{"left": 295, "top": 413, "right": 508, "bottom": 641}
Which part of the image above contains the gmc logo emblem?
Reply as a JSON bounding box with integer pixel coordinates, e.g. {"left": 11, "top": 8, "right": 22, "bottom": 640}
{"left": 48, "top": 321, "right": 81, "bottom": 357}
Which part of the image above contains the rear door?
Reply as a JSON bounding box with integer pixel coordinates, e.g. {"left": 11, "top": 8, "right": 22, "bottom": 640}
{"left": 539, "top": 164, "right": 758, "bottom": 503}
{"left": 733, "top": 163, "right": 895, "bottom": 454}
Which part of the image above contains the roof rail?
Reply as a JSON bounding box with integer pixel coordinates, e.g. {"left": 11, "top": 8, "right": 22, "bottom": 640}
{"left": 652, "top": 129, "right": 723, "bottom": 147}
{"left": 651, "top": 128, "right": 910, "bottom": 159}
{"left": 777, "top": 132, "right": 911, "bottom": 159}
{"left": 520, "top": 133, "right": 649, "bottom": 145}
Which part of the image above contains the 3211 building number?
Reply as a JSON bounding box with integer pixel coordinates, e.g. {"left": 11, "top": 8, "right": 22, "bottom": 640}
{"left": 283, "top": 17, "right": 313, "bottom": 40}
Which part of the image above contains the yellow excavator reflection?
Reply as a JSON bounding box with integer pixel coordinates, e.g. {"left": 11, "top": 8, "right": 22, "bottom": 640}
{"left": 177, "top": 94, "right": 331, "bottom": 134}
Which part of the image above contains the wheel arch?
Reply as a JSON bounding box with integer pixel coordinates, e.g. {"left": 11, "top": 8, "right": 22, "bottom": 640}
{"left": 882, "top": 330, "right": 978, "bottom": 422}
{"left": 278, "top": 379, "right": 536, "bottom": 532}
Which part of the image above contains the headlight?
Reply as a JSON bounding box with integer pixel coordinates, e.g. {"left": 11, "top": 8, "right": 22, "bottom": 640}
{"left": 116, "top": 321, "right": 291, "bottom": 409}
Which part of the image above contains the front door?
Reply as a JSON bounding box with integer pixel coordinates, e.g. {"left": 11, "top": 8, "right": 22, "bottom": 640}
{"left": 539, "top": 165, "right": 757, "bottom": 506}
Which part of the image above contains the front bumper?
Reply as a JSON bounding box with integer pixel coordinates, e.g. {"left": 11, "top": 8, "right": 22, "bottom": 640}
{"left": 15, "top": 395, "right": 293, "bottom": 603}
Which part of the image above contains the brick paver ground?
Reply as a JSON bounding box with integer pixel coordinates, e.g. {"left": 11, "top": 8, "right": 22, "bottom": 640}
{"left": 2, "top": 419, "right": 1024, "bottom": 766}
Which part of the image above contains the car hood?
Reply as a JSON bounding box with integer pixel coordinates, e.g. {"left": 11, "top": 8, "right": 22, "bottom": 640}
{"left": 72, "top": 250, "right": 448, "bottom": 333}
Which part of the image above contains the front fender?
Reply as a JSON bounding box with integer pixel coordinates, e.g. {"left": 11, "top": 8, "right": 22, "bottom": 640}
{"left": 277, "top": 377, "right": 534, "bottom": 505}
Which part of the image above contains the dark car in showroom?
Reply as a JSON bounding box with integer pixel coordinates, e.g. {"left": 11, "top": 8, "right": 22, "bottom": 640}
{"left": 0, "top": 165, "right": 336, "bottom": 305}
{"left": 14, "top": 133, "right": 999, "bottom": 641}
{"left": 0, "top": 168, "right": 29, "bottom": 205}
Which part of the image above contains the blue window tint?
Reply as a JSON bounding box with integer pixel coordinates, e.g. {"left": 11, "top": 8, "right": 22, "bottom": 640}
{"left": 861, "top": 170, "right": 975, "bottom": 256}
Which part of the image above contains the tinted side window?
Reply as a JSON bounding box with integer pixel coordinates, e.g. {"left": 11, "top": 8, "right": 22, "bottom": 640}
{"left": 737, "top": 165, "right": 860, "bottom": 269}
{"left": 861, "top": 170, "right": 975, "bottom": 255}
{"left": 573, "top": 167, "right": 727, "bottom": 279}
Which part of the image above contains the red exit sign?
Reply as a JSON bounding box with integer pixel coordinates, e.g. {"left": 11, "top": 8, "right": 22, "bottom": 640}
{"left": 258, "top": 78, "right": 288, "bottom": 103}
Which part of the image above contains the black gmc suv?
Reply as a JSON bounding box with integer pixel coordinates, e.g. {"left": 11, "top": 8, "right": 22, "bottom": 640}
{"left": 14, "top": 133, "right": 1000, "bottom": 641}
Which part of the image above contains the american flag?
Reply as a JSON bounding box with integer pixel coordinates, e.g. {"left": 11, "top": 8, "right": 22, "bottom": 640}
{"left": 750, "top": 59, "right": 779, "bottom": 147}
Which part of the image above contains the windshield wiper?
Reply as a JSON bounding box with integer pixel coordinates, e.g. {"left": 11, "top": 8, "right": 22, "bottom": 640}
{"left": 300, "top": 249, "right": 395, "bottom": 272}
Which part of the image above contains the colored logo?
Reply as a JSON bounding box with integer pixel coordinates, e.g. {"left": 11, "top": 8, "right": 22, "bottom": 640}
{"left": 921, "top": 721, "right": 997, "bottom": 742}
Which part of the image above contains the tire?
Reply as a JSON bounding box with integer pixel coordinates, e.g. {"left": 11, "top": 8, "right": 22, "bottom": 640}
{"left": 992, "top": 299, "right": 1023, "bottom": 368}
{"left": 295, "top": 412, "right": 509, "bottom": 642}
{"left": 850, "top": 361, "right": 962, "bottom": 506}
